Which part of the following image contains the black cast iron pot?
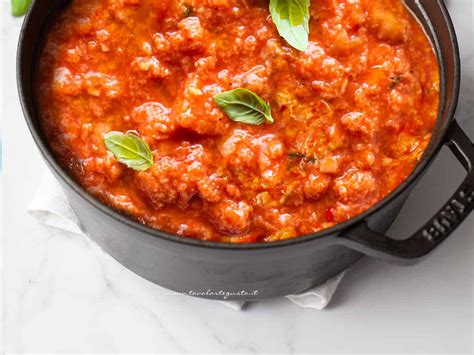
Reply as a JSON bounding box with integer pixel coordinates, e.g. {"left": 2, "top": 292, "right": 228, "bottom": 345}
{"left": 17, "top": 0, "right": 473, "bottom": 300}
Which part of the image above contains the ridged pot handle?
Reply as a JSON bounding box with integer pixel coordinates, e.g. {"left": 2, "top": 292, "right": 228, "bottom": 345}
{"left": 340, "top": 120, "right": 473, "bottom": 265}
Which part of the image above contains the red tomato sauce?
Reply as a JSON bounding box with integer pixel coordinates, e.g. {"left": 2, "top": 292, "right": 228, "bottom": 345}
{"left": 37, "top": 0, "right": 440, "bottom": 242}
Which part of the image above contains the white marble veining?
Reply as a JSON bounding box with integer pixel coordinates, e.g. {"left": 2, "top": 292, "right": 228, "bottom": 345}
{"left": 1, "top": 0, "right": 473, "bottom": 353}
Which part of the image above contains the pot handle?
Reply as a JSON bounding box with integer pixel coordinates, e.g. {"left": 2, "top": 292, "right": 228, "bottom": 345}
{"left": 339, "top": 120, "right": 473, "bottom": 264}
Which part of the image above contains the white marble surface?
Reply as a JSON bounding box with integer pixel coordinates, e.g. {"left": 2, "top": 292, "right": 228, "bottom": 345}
{"left": 1, "top": 0, "right": 473, "bottom": 353}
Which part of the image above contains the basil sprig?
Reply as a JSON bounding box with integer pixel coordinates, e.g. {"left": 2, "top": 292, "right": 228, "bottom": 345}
{"left": 214, "top": 88, "right": 273, "bottom": 125}
{"left": 104, "top": 131, "right": 153, "bottom": 171}
{"left": 11, "top": 0, "right": 32, "bottom": 16}
{"left": 270, "top": 0, "right": 310, "bottom": 51}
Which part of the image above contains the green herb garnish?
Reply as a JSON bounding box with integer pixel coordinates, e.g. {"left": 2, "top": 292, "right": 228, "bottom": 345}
{"left": 214, "top": 88, "right": 273, "bottom": 125}
{"left": 288, "top": 152, "right": 317, "bottom": 163}
{"left": 288, "top": 152, "right": 306, "bottom": 159}
{"left": 183, "top": 4, "right": 194, "bottom": 17}
{"left": 388, "top": 75, "right": 402, "bottom": 90}
{"left": 11, "top": 0, "right": 32, "bottom": 16}
{"left": 104, "top": 131, "right": 153, "bottom": 171}
{"left": 270, "top": 0, "right": 310, "bottom": 52}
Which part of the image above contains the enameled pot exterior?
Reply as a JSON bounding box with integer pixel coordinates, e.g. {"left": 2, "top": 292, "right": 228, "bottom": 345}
{"left": 59, "top": 168, "right": 405, "bottom": 300}
{"left": 57, "top": 163, "right": 408, "bottom": 299}
{"left": 18, "top": 0, "right": 473, "bottom": 300}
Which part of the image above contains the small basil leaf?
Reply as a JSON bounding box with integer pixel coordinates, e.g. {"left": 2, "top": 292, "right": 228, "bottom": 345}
{"left": 270, "top": 0, "right": 310, "bottom": 51}
{"left": 214, "top": 88, "right": 273, "bottom": 125}
{"left": 11, "top": 0, "right": 32, "bottom": 17}
{"left": 104, "top": 131, "right": 153, "bottom": 171}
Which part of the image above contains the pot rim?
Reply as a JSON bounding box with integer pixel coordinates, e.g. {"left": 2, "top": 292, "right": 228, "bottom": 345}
{"left": 16, "top": 0, "right": 461, "bottom": 251}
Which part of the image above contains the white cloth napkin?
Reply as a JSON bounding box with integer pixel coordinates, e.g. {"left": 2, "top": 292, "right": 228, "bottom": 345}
{"left": 28, "top": 172, "right": 346, "bottom": 311}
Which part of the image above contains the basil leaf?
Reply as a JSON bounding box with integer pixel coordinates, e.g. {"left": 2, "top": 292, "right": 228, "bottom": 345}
{"left": 104, "top": 131, "right": 153, "bottom": 171}
{"left": 214, "top": 88, "right": 273, "bottom": 125}
{"left": 11, "top": 0, "right": 32, "bottom": 17}
{"left": 270, "top": 0, "right": 310, "bottom": 51}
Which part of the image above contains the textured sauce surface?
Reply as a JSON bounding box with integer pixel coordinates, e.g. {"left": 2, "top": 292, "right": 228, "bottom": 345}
{"left": 38, "top": 0, "right": 440, "bottom": 242}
